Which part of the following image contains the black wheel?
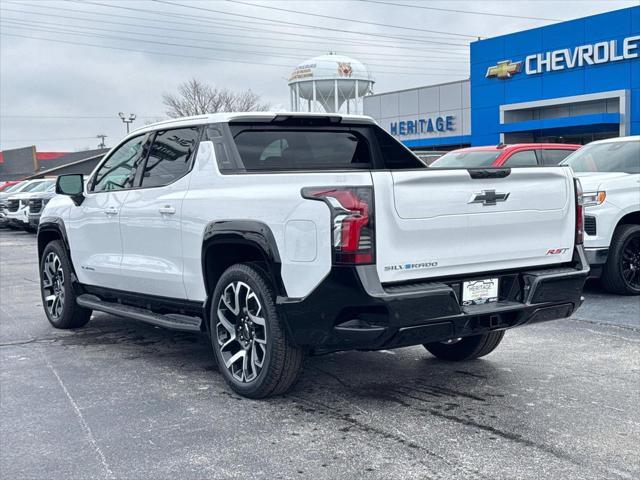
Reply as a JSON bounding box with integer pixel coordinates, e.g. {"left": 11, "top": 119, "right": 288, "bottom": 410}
{"left": 210, "top": 263, "right": 304, "bottom": 399}
{"left": 40, "top": 240, "right": 92, "bottom": 329}
{"left": 601, "top": 224, "right": 640, "bottom": 295}
{"left": 424, "top": 331, "right": 505, "bottom": 361}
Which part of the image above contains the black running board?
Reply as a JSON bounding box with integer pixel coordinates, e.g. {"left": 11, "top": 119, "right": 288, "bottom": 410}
{"left": 76, "top": 294, "right": 202, "bottom": 332}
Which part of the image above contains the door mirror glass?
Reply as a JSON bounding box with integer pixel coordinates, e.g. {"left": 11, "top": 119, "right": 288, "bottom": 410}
{"left": 56, "top": 174, "right": 84, "bottom": 196}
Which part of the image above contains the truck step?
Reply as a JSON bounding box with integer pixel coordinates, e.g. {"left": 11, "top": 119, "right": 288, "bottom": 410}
{"left": 76, "top": 294, "right": 202, "bottom": 332}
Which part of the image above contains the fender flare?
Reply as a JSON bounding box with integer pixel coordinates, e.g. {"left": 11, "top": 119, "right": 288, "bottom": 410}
{"left": 201, "top": 220, "right": 286, "bottom": 327}
{"left": 37, "top": 217, "right": 82, "bottom": 290}
{"left": 37, "top": 216, "right": 71, "bottom": 261}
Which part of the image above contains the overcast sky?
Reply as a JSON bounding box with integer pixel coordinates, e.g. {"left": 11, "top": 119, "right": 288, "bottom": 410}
{"left": 0, "top": 0, "right": 637, "bottom": 152}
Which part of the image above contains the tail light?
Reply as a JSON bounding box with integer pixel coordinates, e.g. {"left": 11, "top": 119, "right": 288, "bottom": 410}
{"left": 302, "top": 186, "right": 375, "bottom": 265}
{"left": 574, "top": 178, "right": 584, "bottom": 245}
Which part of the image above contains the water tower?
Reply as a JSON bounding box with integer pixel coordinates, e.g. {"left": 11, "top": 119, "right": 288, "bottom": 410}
{"left": 288, "top": 53, "right": 374, "bottom": 114}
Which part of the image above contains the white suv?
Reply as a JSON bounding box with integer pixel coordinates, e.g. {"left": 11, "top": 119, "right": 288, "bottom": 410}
{"left": 37, "top": 113, "right": 588, "bottom": 398}
{"left": 563, "top": 136, "right": 640, "bottom": 295}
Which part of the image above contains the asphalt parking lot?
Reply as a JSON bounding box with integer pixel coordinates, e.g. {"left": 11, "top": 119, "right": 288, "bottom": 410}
{"left": 1, "top": 228, "right": 639, "bottom": 480}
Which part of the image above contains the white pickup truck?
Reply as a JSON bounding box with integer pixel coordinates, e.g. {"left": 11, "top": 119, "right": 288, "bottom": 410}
{"left": 562, "top": 136, "right": 640, "bottom": 295}
{"left": 37, "top": 113, "right": 588, "bottom": 398}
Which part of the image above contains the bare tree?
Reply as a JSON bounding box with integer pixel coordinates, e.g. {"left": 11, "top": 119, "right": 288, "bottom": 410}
{"left": 162, "top": 78, "right": 270, "bottom": 118}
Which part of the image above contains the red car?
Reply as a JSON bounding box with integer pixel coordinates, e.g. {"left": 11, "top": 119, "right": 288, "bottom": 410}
{"left": 0, "top": 181, "right": 21, "bottom": 191}
{"left": 430, "top": 143, "right": 581, "bottom": 168}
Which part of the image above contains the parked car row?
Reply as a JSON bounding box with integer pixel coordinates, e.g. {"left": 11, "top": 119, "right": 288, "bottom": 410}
{"left": 0, "top": 178, "right": 57, "bottom": 231}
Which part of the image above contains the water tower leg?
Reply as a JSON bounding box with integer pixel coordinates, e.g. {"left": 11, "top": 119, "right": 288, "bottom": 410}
{"left": 295, "top": 83, "right": 300, "bottom": 112}
{"left": 355, "top": 79, "right": 359, "bottom": 114}
{"left": 334, "top": 79, "right": 339, "bottom": 113}
{"left": 312, "top": 81, "right": 317, "bottom": 113}
{"left": 290, "top": 87, "right": 294, "bottom": 111}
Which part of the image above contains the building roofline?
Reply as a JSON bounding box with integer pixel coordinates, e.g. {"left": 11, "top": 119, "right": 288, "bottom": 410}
{"left": 364, "top": 78, "right": 470, "bottom": 98}
{"left": 23, "top": 153, "right": 105, "bottom": 180}
{"left": 471, "top": 5, "right": 638, "bottom": 45}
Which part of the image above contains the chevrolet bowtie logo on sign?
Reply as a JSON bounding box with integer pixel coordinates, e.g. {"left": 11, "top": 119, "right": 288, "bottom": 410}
{"left": 486, "top": 60, "right": 523, "bottom": 79}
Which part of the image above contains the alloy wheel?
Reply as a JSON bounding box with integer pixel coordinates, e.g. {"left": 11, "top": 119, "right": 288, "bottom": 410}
{"left": 621, "top": 234, "right": 640, "bottom": 290}
{"left": 216, "top": 281, "right": 268, "bottom": 383}
{"left": 42, "top": 252, "right": 65, "bottom": 320}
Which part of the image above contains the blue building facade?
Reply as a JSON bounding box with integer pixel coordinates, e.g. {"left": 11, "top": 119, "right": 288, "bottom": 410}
{"left": 364, "top": 6, "right": 640, "bottom": 149}
{"left": 470, "top": 6, "right": 640, "bottom": 146}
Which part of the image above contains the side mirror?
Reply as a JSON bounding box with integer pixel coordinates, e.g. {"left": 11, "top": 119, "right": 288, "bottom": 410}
{"left": 56, "top": 174, "right": 84, "bottom": 205}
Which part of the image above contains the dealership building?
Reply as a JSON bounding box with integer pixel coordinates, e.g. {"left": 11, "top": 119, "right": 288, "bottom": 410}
{"left": 363, "top": 6, "right": 640, "bottom": 149}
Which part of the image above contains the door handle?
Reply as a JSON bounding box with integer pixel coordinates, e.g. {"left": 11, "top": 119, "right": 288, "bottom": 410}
{"left": 158, "top": 205, "right": 176, "bottom": 215}
{"left": 104, "top": 206, "right": 118, "bottom": 216}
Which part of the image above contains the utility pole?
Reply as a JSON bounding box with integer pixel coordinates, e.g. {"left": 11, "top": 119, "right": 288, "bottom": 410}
{"left": 118, "top": 112, "right": 136, "bottom": 134}
{"left": 97, "top": 134, "right": 107, "bottom": 149}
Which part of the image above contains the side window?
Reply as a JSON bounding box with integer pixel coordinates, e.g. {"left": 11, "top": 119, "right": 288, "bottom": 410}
{"left": 542, "top": 149, "right": 574, "bottom": 165}
{"left": 373, "top": 126, "right": 425, "bottom": 169}
{"left": 503, "top": 149, "right": 539, "bottom": 167}
{"left": 140, "top": 127, "right": 200, "bottom": 188}
{"left": 92, "top": 134, "right": 149, "bottom": 192}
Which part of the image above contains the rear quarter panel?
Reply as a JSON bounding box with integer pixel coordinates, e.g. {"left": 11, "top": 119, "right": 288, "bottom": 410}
{"left": 181, "top": 141, "right": 373, "bottom": 301}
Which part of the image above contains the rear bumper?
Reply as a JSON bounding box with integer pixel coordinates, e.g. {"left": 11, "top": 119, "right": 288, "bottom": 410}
{"left": 278, "top": 247, "right": 589, "bottom": 354}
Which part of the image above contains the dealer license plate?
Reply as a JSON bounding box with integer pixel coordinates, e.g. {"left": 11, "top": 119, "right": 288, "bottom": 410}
{"left": 462, "top": 278, "right": 499, "bottom": 306}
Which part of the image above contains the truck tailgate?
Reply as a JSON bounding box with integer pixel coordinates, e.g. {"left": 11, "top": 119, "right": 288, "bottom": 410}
{"left": 372, "top": 167, "right": 576, "bottom": 284}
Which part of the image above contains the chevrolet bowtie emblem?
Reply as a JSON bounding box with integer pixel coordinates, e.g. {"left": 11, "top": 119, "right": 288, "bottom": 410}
{"left": 486, "top": 60, "right": 522, "bottom": 79}
{"left": 470, "top": 190, "right": 510, "bottom": 206}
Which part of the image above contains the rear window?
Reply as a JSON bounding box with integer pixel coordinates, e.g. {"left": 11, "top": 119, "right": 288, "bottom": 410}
{"left": 232, "top": 129, "right": 372, "bottom": 171}
{"left": 541, "top": 149, "right": 574, "bottom": 165}
{"left": 430, "top": 150, "right": 501, "bottom": 168}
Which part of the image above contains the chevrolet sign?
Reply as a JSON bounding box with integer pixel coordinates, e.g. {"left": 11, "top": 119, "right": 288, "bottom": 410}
{"left": 525, "top": 36, "right": 640, "bottom": 75}
{"left": 486, "top": 35, "right": 640, "bottom": 80}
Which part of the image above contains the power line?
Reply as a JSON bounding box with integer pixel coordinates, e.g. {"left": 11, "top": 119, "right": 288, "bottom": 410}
{"left": 0, "top": 15, "right": 470, "bottom": 64}
{"left": 2, "top": 5, "right": 470, "bottom": 57}
{"left": 6, "top": 2, "right": 471, "bottom": 53}
{"left": 1, "top": 136, "right": 99, "bottom": 142}
{"left": 356, "top": 0, "right": 562, "bottom": 21}
{"left": 138, "top": 0, "right": 474, "bottom": 46}
{"left": 0, "top": 23, "right": 469, "bottom": 75}
{"left": 1, "top": 114, "right": 163, "bottom": 119}
{"left": 1, "top": 32, "right": 469, "bottom": 79}
{"left": 224, "top": 0, "right": 478, "bottom": 38}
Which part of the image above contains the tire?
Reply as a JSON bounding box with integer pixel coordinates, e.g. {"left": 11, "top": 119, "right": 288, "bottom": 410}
{"left": 601, "top": 224, "right": 640, "bottom": 295}
{"left": 424, "top": 331, "right": 505, "bottom": 361}
{"left": 209, "top": 263, "right": 304, "bottom": 399}
{"left": 40, "top": 240, "right": 92, "bottom": 329}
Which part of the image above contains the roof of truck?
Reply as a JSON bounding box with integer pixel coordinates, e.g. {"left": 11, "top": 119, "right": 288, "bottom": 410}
{"left": 133, "top": 112, "right": 377, "bottom": 134}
